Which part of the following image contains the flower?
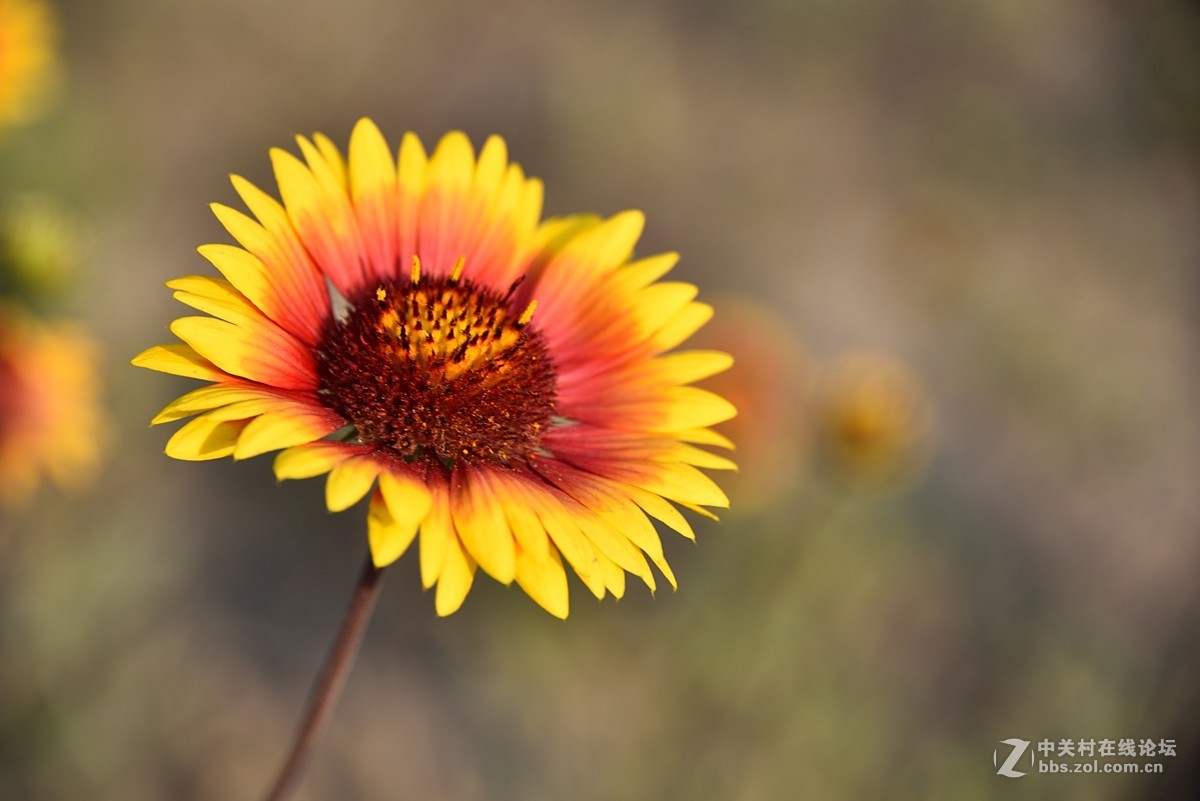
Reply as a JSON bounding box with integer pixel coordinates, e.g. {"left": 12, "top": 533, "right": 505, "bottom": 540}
{"left": 818, "top": 351, "right": 929, "bottom": 484}
{"left": 0, "top": 307, "right": 105, "bottom": 507}
{"left": 689, "top": 296, "right": 808, "bottom": 511}
{"left": 134, "top": 120, "right": 736, "bottom": 618}
{"left": 0, "top": 0, "right": 60, "bottom": 131}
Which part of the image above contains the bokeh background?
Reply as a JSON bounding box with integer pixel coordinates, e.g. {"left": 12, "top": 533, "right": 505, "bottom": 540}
{"left": 2, "top": 0, "right": 1199, "bottom": 798}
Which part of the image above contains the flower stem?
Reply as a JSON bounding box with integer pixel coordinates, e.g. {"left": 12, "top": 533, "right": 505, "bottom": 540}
{"left": 263, "top": 554, "right": 385, "bottom": 801}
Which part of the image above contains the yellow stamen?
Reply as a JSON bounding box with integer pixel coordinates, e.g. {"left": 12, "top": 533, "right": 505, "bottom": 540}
{"left": 517, "top": 300, "right": 538, "bottom": 327}
{"left": 376, "top": 287, "right": 387, "bottom": 301}
{"left": 411, "top": 254, "right": 422, "bottom": 285}
{"left": 450, "top": 255, "right": 465, "bottom": 284}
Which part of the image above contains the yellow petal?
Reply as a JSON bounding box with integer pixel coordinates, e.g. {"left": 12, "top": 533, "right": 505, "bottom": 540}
{"left": 349, "top": 118, "right": 399, "bottom": 271}
{"left": 169, "top": 316, "right": 315, "bottom": 390}
{"left": 677, "top": 500, "right": 720, "bottom": 522}
{"left": 230, "top": 174, "right": 294, "bottom": 237}
{"left": 571, "top": 505, "right": 655, "bottom": 592}
{"left": 630, "top": 461, "right": 730, "bottom": 509}
{"left": 151, "top": 385, "right": 278, "bottom": 425}
{"left": 561, "top": 210, "right": 644, "bottom": 277}
{"left": 396, "top": 132, "right": 427, "bottom": 263}
{"left": 474, "top": 135, "right": 507, "bottom": 199}
{"left": 513, "top": 178, "right": 544, "bottom": 243}
{"left": 206, "top": 203, "right": 330, "bottom": 347}
{"left": 396, "top": 131, "right": 428, "bottom": 193}
{"left": 450, "top": 468, "right": 516, "bottom": 585}
{"left": 165, "top": 415, "right": 249, "bottom": 461}
{"left": 491, "top": 473, "right": 552, "bottom": 563}
{"left": 132, "top": 343, "right": 223, "bottom": 381}
{"left": 227, "top": 175, "right": 330, "bottom": 297}
{"left": 532, "top": 493, "right": 605, "bottom": 600}
{"left": 426, "top": 131, "right": 474, "bottom": 197}
{"left": 631, "top": 282, "right": 699, "bottom": 337}
{"left": 170, "top": 277, "right": 264, "bottom": 327}
{"left": 368, "top": 489, "right": 419, "bottom": 568}
{"left": 311, "top": 132, "right": 348, "bottom": 189}
{"left": 577, "top": 482, "right": 678, "bottom": 590}
{"left": 378, "top": 469, "right": 434, "bottom": 533}
{"left": 274, "top": 442, "right": 359, "bottom": 481}
{"left": 419, "top": 131, "right": 477, "bottom": 273}
{"left": 271, "top": 147, "right": 368, "bottom": 291}
{"left": 435, "top": 535, "right": 476, "bottom": 616}
{"left": 271, "top": 148, "right": 324, "bottom": 213}
{"left": 662, "top": 442, "right": 739, "bottom": 472}
{"left": 618, "top": 252, "right": 679, "bottom": 290}
{"left": 595, "top": 551, "right": 626, "bottom": 599}
{"left": 211, "top": 203, "right": 275, "bottom": 256}
{"left": 652, "top": 350, "right": 734, "bottom": 385}
{"left": 196, "top": 244, "right": 272, "bottom": 311}
{"left": 532, "top": 215, "right": 600, "bottom": 255}
{"left": 168, "top": 397, "right": 280, "bottom": 428}
{"left": 653, "top": 302, "right": 713, "bottom": 353}
{"left": 324, "top": 457, "right": 381, "bottom": 512}
{"left": 650, "top": 387, "right": 738, "bottom": 433}
{"left": 623, "top": 484, "right": 696, "bottom": 540}
{"left": 418, "top": 489, "right": 452, "bottom": 590}
{"left": 676, "top": 427, "right": 736, "bottom": 450}
{"left": 296, "top": 135, "right": 349, "bottom": 200}
{"left": 484, "top": 164, "right": 534, "bottom": 247}
{"left": 166, "top": 273, "right": 247, "bottom": 301}
{"left": 235, "top": 407, "right": 338, "bottom": 460}
{"left": 514, "top": 546, "right": 569, "bottom": 619}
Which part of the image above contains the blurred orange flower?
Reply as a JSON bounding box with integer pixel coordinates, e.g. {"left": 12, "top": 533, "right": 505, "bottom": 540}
{"left": 0, "top": 307, "right": 105, "bottom": 507}
{"left": 691, "top": 297, "right": 808, "bottom": 511}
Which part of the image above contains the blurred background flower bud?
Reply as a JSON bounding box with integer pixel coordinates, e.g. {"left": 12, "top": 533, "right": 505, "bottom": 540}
{"left": 816, "top": 351, "right": 930, "bottom": 486}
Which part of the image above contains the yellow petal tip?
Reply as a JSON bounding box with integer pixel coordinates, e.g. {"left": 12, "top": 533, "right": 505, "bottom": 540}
{"left": 371, "top": 548, "right": 400, "bottom": 569}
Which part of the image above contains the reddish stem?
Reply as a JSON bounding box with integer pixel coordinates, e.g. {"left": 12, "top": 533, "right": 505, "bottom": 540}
{"left": 262, "top": 555, "right": 385, "bottom": 801}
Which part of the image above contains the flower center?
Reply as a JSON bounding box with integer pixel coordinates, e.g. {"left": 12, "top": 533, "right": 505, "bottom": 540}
{"left": 316, "top": 258, "right": 557, "bottom": 467}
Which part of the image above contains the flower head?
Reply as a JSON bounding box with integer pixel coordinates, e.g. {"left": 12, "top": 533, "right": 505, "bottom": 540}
{"left": 818, "top": 351, "right": 929, "bottom": 484}
{"left": 0, "top": 307, "right": 105, "bottom": 507}
{"left": 0, "top": 0, "right": 60, "bottom": 131}
{"left": 135, "top": 120, "right": 736, "bottom": 617}
{"left": 690, "top": 296, "right": 808, "bottom": 511}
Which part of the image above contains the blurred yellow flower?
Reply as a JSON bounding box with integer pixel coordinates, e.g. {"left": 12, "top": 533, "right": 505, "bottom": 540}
{"left": 0, "top": 307, "right": 105, "bottom": 507}
{"left": 0, "top": 0, "right": 60, "bottom": 130}
{"left": 818, "top": 352, "right": 930, "bottom": 484}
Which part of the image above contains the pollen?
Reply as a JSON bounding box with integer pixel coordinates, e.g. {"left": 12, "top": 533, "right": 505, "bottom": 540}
{"left": 316, "top": 268, "right": 557, "bottom": 467}
{"left": 517, "top": 300, "right": 538, "bottom": 328}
